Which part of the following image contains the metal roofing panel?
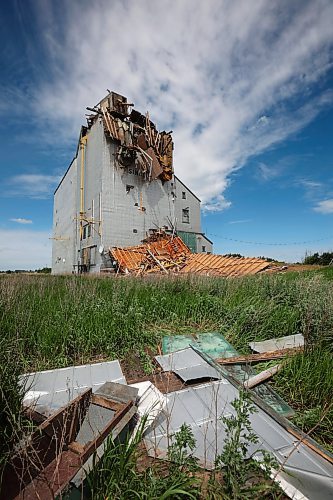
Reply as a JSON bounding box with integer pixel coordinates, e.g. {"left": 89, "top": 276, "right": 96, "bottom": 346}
{"left": 161, "top": 335, "right": 294, "bottom": 417}
{"left": 249, "top": 334, "right": 304, "bottom": 353}
{"left": 155, "top": 348, "right": 222, "bottom": 381}
{"left": 20, "top": 360, "right": 126, "bottom": 416}
{"left": 144, "top": 380, "right": 333, "bottom": 499}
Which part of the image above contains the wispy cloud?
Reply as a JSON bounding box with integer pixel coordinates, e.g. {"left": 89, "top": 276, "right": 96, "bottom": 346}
{"left": 313, "top": 199, "right": 333, "bottom": 214}
{"left": 5, "top": 0, "right": 333, "bottom": 209}
{"left": 0, "top": 229, "right": 51, "bottom": 270}
{"left": 10, "top": 218, "right": 33, "bottom": 224}
{"left": 4, "top": 174, "right": 61, "bottom": 199}
{"left": 228, "top": 219, "right": 252, "bottom": 225}
{"left": 257, "top": 162, "right": 281, "bottom": 182}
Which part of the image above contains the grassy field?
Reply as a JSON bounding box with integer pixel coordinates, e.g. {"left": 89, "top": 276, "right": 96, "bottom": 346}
{"left": 1, "top": 269, "right": 333, "bottom": 494}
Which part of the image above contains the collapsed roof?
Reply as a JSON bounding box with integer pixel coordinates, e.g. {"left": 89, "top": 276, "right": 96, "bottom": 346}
{"left": 109, "top": 231, "right": 277, "bottom": 276}
{"left": 86, "top": 91, "right": 173, "bottom": 182}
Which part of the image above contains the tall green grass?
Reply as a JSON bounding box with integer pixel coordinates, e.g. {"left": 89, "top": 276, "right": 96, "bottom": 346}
{"left": 1, "top": 270, "right": 333, "bottom": 463}
{"left": 1, "top": 271, "right": 332, "bottom": 372}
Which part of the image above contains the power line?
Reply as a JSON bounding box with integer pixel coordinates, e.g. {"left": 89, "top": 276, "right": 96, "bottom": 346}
{"left": 206, "top": 233, "right": 333, "bottom": 246}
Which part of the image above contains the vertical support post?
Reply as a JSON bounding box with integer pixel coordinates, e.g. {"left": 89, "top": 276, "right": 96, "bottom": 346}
{"left": 79, "top": 135, "right": 88, "bottom": 240}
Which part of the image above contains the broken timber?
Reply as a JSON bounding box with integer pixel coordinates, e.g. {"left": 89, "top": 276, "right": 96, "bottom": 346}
{"left": 216, "top": 346, "right": 304, "bottom": 365}
{"left": 244, "top": 363, "right": 283, "bottom": 389}
{"left": 2, "top": 388, "right": 136, "bottom": 500}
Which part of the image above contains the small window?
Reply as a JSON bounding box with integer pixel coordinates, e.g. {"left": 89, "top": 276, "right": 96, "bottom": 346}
{"left": 82, "top": 225, "right": 87, "bottom": 239}
{"left": 182, "top": 191, "right": 186, "bottom": 199}
{"left": 126, "top": 184, "right": 134, "bottom": 193}
{"left": 87, "top": 224, "right": 91, "bottom": 237}
{"left": 202, "top": 246, "right": 206, "bottom": 252}
{"left": 182, "top": 208, "right": 190, "bottom": 224}
{"left": 133, "top": 229, "right": 138, "bottom": 233}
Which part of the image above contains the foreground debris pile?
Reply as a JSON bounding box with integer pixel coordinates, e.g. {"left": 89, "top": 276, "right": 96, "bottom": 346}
{"left": 110, "top": 231, "right": 279, "bottom": 276}
{"left": 87, "top": 91, "right": 173, "bottom": 182}
{"left": 6, "top": 332, "right": 333, "bottom": 500}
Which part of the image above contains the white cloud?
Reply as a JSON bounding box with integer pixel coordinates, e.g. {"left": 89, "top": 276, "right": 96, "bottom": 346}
{"left": 0, "top": 229, "right": 51, "bottom": 270}
{"left": 4, "top": 174, "right": 61, "bottom": 199}
{"left": 8, "top": 0, "right": 333, "bottom": 209}
{"left": 10, "top": 218, "right": 33, "bottom": 224}
{"left": 228, "top": 219, "right": 252, "bottom": 225}
{"left": 313, "top": 199, "right": 333, "bottom": 214}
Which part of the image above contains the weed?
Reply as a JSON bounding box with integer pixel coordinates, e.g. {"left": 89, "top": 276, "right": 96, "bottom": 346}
{"left": 214, "top": 390, "right": 280, "bottom": 499}
{"left": 87, "top": 419, "right": 199, "bottom": 499}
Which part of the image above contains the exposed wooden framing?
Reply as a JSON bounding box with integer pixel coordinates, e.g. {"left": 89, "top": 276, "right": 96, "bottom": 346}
{"left": 8, "top": 397, "right": 135, "bottom": 500}
{"left": 147, "top": 249, "right": 168, "bottom": 274}
{"left": 2, "top": 389, "right": 92, "bottom": 500}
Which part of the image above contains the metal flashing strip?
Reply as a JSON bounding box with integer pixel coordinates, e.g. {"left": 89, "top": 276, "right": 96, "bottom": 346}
{"left": 155, "top": 348, "right": 222, "bottom": 382}
{"left": 249, "top": 334, "right": 304, "bottom": 353}
{"left": 20, "top": 360, "right": 127, "bottom": 416}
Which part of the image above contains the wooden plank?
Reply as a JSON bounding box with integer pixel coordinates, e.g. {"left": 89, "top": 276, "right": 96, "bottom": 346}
{"left": 16, "top": 401, "right": 135, "bottom": 499}
{"left": 147, "top": 249, "right": 168, "bottom": 274}
{"left": 91, "top": 394, "right": 124, "bottom": 412}
{"left": 216, "top": 347, "right": 303, "bottom": 365}
{"left": 1, "top": 389, "right": 91, "bottom": 500}
{"left": 244, "top": 364, "right": 283, "bottom": 389}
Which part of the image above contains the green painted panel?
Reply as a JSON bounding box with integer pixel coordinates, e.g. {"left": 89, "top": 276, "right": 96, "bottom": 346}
{"left": 162, "top": 332, "right": 294, "bottom": 418}
{"left": 177, "top": 231, "right": 197, "bottom": 252}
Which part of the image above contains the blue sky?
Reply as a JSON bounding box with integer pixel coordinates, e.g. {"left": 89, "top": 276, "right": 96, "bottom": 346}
{"left": 1, "top": 0, "right": 333, "bottom": 269}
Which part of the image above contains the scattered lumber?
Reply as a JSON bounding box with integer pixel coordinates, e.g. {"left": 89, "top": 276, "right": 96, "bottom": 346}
{"left": 244, "top": 363, "right": 283, "bottom": 389}
{"left": 216, "top": 346, "right": 303, "bottom": 365}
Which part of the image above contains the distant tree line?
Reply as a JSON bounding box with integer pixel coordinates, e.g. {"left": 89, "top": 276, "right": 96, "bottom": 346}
{"left": 0, "top": 267, "right": 51, "bottom": 274}
{"left": 224, "top": 253, "right": 277, "bottom": 262}
{"left": 303, "top": 252, "right": 333, "bottom": 266}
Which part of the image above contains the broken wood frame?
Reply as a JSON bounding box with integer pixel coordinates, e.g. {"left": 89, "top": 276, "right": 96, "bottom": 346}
{"left": 2, "top": 389, "right": 135, "bottom": 500}
{"left": 216, "top": 346, "right": 304, "bottom": 365}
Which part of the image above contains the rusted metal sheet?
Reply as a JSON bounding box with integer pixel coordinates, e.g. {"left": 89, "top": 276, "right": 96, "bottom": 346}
{"left": 181, "top": 254, "right": 271, "bottom": 276}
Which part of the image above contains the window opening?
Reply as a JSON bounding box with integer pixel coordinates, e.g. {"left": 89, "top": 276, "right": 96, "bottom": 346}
{"left": 182, "top": 208, "right": 190, "bottom": 223}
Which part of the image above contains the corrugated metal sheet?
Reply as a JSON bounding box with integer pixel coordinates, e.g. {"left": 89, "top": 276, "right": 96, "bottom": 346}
{"left": 20, "top": 360, "right": 126, "bottom": 416}
{"left": 249, "top": 334, "right": 304, "bottom": 353}
{"left": 144, "top": 378, "right": 333, "bottom": 499}
{"left": 155, "top": 348, "right": 222, "bottom": 382}
{"left": 181, "top": 254, "right": 271, "bottom": 276}
{"left": 177, "top": 231, "right": 197, "bottom": 252}
{"left": 161, "top": 336, "right": 294, "bottom": 417}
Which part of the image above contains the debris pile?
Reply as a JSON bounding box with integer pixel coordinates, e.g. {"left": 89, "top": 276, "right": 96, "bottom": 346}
{"left": 5, "top": 332, "right": 333, "bottom": 499}
{"left": 86, "top": 91, "right": 173, "bottom": 182}
{"left": 111, "top": 230, "right": 191, "bottom": 275}
{"left": 109, "top": 231, "right": 278, "bottom": 277}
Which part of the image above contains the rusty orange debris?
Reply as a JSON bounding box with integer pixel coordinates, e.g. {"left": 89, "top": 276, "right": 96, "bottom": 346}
{"left": 110, "top": 232, "right": 190, "bottom": 274}
{"left": 109, "top": 231, "right": 275, "bottom": 276}
{"left": 180, "top": 253, "right": 271, "bottom": 277}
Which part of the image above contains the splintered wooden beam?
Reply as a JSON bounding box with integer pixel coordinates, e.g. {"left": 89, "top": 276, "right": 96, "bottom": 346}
{"left": 216, "top": 347, "right": 304, "bottom": 365}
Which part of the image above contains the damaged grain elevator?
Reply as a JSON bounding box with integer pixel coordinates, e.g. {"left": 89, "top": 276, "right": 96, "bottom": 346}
{"left": 52, "top": 91, "right": 213, "bottom": 274}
